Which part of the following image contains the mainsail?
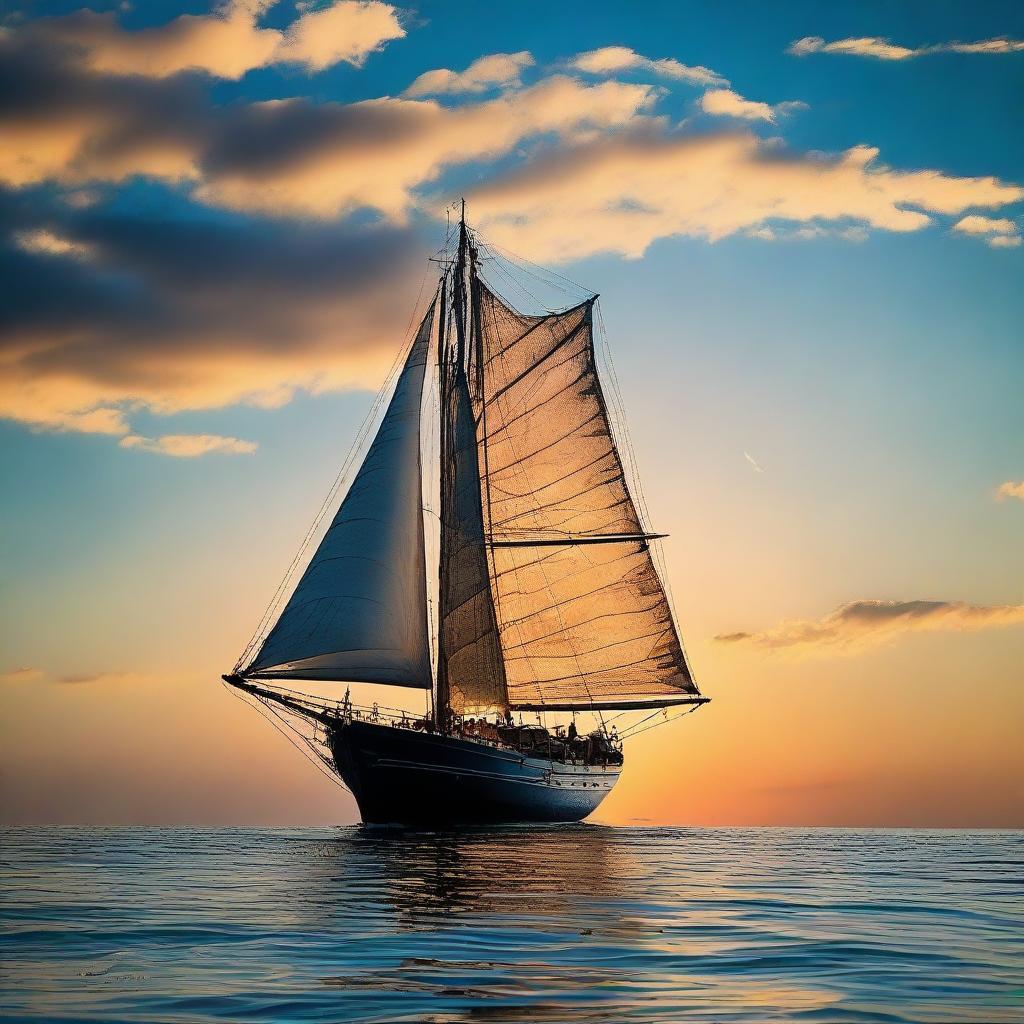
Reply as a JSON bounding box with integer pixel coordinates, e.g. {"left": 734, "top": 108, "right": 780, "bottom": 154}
{"left": 461, "top": 276, "right": 699, "bottom": 710}
{"left": 240, "top": 301, "right": 436, "bottom": 688}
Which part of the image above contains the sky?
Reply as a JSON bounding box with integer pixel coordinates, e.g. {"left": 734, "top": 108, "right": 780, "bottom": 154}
{"left": 1, "top": 0, "right": 1022, "bottom": 827}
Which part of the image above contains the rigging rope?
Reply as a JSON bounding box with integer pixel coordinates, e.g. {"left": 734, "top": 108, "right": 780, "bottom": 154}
{"left": 229, "top": 682, "right": 351, "bottom": 793}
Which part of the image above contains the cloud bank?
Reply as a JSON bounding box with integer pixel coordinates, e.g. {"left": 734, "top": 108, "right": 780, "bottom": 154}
{"left": 716, "top": 599, "right": 1024, "bottom": 654}
{"left": 0, "top": 27, "right": 657, "bottom": 219}
{"left": 1, "top": 11, "right": 1020, "bottom": 450}
{"left": 469, "top": 133, "right": 1024, "bottom": 261}
{"left": 0, "top": 193, "right": 426, "bottom": 437}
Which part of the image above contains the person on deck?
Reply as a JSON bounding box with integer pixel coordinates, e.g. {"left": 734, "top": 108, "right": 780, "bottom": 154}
{"left": 567, "top": 720, "right": 578, "bottom": 741}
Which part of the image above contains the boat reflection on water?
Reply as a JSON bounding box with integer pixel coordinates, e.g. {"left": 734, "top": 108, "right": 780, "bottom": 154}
{"left": 293, "top": 824, "right": 656, "bottom": 1021}
{"left": 304, "top": 823, "right": 632, "bottom": 926}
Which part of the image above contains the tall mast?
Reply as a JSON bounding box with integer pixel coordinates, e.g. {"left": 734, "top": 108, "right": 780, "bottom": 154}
{"left": 434, "top": 201, "right": 469, "bottom": 733}
{"left": 433, "top": 265, "right": 450, "bottom": 731}
{"left": 454, "top": 199, "right": 469, "bottom": 367}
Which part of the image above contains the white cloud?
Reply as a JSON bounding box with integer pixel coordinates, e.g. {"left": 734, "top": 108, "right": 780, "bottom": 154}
{"left": 119, "top": 433, "right": 258, "bottom": 456}
{"left": 788, "top": 35, "right": 1024, "bottom": 61}
{"left": 469, "top": 133, "right": 1024, "bottom": 261}
{"left": 715, "top": 599, "right": 1024, "bottom": 654}
{"left": 996, "top": 480, "right": 1024, "bottom": 501}
{"left": 700, "top": 88, "right": 805, "bottom": 124}
{"left": 569, "top": 45, "right": 726, "bottom": 87}
{"left": 988, "top": 234, "right": 1021, "bottom": 248}
{"left": 406, "top": 51, "right": 534, "bottom": 97}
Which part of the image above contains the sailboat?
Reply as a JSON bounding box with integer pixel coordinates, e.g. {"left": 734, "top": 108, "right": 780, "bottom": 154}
{"left": 223, "top": 206, "right": 709, "bottom": 825}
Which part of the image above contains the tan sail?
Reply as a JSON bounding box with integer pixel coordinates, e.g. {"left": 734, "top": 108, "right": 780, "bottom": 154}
{"left": 466, "top": 279, "right": 699, "bottom": 709}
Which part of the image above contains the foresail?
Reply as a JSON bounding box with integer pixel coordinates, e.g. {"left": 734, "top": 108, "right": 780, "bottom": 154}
{"left": 472, "top": 280, "right": 698, "bottom": 708}
{"left": 242, "top": 302, "right": 435, "bottom": 688}
{"left": 438, "top": 362, "right": 508, "bottom": 713}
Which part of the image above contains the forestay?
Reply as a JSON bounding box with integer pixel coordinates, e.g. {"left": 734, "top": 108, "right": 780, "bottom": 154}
{"left": 242, "top": 301, "right": 436, "bottom": 688}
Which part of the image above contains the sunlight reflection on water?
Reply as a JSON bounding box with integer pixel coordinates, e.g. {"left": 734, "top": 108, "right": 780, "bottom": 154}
{"left": 1, "top": 826, "right": 1021, "bottom": 1022}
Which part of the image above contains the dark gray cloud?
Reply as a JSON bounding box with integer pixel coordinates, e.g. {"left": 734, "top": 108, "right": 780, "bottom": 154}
{"left": 0, "top": 185, "right": 429, "bottom": 433}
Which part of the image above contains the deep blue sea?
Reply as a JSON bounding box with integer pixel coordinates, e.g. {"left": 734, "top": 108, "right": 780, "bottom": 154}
{"left": 1, "top": 827, "right": 1021, "bottom": 1023}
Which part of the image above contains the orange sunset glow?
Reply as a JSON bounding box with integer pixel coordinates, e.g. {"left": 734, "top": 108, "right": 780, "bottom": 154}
{"left": 1, "top": 0, "right": 1022, "bottom": 832}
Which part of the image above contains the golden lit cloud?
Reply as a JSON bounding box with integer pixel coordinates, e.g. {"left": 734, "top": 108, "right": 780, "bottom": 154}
{"left": 119, "top": 433, "right": 258, "bottom": 457}
{"left": 953, "top": 215, "right": 1021, "bottom": 249}
{"left": 996, "top": 480, "right": 1024, "bottom": 502}
{"left": 953, "top": 215, "right": 1017, "bottom": 235}
{"left": 700, "top": 88, "right": 804, "bottom": 123}
{"left": 274, "top": 1, "right": 405, "bottom": 71}
{"left": 405, "top": 51, "right": 535, "bottom": 97}
{"left": 193, "top": 77, "right": 658, "bottom": 218}
{"left": 22, "top": 0, "right": 404, "bottom": 80}
{"left": 0, "top": 37, "right": 657, "bottom": 219}
{"left": 568, "top": 45, "right": 726, "bottom": 87}
{"left": 716, "top": 599, "right": 1024, "bottom": 654}
{"left": 469, "top": 132, "right": 1024, "bottom": 261}
{"left": 789, "top": 35, "right": 1024, "bottom": 60}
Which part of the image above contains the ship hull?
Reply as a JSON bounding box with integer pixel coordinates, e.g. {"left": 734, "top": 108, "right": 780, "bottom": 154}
{"left": 327, "top": 718, "right": 620, "bottom": 825}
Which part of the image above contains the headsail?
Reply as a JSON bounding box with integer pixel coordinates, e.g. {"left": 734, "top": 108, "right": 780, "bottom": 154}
{"left": 240, "top": 300, "right": 436, "bottom": 688}
{"left": 468, "top": 278, "right": 699, "bottom": 710}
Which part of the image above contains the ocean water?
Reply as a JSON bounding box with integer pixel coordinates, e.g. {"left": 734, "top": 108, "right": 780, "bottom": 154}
{"left": 1, "top": 828, "right": 1021, "bottom": 1023}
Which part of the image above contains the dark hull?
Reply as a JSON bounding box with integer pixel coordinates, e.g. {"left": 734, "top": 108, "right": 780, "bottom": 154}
{"left": 327, "top": 718, "right": 620, "bottom": 825}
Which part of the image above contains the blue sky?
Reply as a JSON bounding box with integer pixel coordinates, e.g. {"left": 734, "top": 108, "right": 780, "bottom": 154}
{"left": 1, "top": 0, "right": 1021, "bottom": 825}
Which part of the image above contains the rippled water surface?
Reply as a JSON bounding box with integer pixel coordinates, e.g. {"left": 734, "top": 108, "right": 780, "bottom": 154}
{"left": 1, "top": 827, "right": 1021, "bottom": 1023}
